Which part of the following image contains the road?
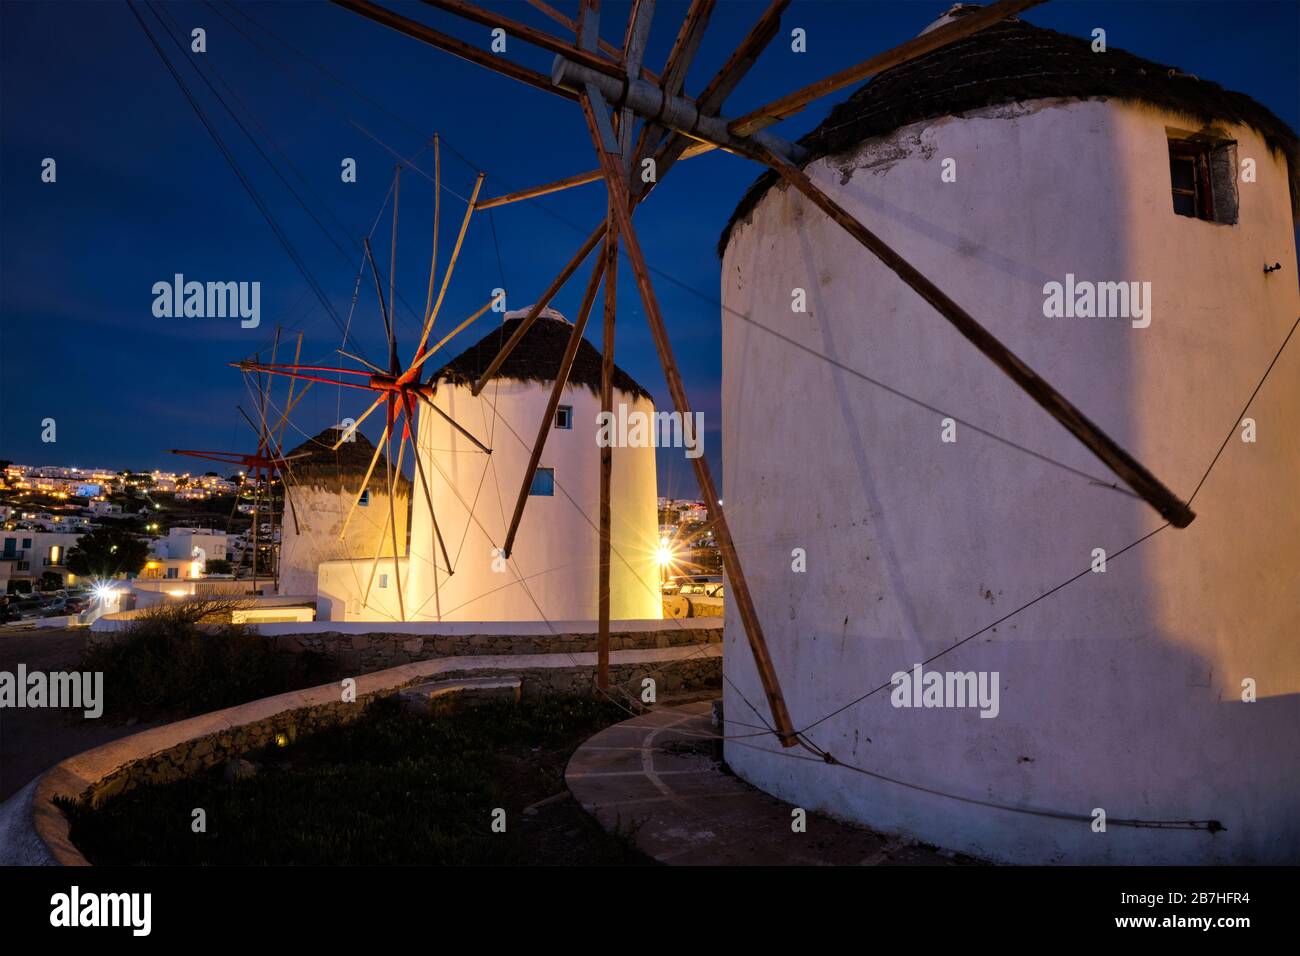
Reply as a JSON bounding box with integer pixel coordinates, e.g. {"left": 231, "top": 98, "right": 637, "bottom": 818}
{"left": 0, "top": 628, "right": 154, "bottom": 801}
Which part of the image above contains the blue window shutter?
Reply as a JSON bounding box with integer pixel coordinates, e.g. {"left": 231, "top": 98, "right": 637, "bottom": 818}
{"left": 528, "top": 467, "right": 555, "bottom": 496}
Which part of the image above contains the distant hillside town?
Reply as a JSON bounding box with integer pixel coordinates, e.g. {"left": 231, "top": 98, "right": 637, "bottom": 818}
{"left": 0, "top": 459, "right": 723, "bottom": 623}
{"left": 0, "top": 460, "right": 275, "bottom": 622}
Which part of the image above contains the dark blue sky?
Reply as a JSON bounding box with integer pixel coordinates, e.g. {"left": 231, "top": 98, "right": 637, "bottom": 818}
{"left": 1, "top": 1, "right": 1296, "bottom": 497}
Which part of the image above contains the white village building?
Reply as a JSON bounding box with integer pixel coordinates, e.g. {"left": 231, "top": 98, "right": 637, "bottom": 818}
{"left": 718, "top": 6, "right": 1299, "bottom": 864}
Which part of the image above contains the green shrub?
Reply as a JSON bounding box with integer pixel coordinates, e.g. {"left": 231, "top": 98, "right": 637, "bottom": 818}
{"left": 82, "top": 598, "right": 331, "bottom": 721}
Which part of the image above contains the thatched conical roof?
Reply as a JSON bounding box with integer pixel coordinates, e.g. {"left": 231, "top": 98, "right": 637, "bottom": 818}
{"left": 720, "top": 7, "right": 1298, "bottom": 254}
{"left": 282, "top": 426, "right": 411, "bottom": 496}
{"left": 430, "top": 309, "right": 653, "bottom": 401}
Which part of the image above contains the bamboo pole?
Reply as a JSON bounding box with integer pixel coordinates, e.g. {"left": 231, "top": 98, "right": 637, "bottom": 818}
{"left": 271, "top": 379, "right": 314, "bottom": 435}
{"left": 249, "top": 470, "right": 260, "bottom": 593}
{"left": 525, "top": 0, "right": 660, "bottom": 81}
{"left": 629, "top": 0, "right": 790, "bottom": 202}
{"left": 549, "top": 54, "right": 804, "bottom": 162}
{"left": 597, "top": 205, "right": 618, "bottom": 691}
{"left": 383, "top": 401, "right": 407, "bottom": 621}
{"left": 339, "top": 420, "right": 390, "bottom": 540}
{"left": 361, "top": 428, "right": 400, "bottom": 607}
{"left": 659, "top": 0, "right": 713, "bottom": 97}
{"left": 422, "top": 134, "right": 441, "bottom": 328}
{"left": 475, "top": 141, "right": 716, "bottom": 211}
{"left": 470, "top": 222, "right": 606, "bottom": 394}
{"left": 501, "top": 251, "right": 607, "bottom": 557}
{"left": 276, "top": 331, "right": 304, "bottom": 453}
{"left": 581, "top": 93, "right": 798, "bottom": 746}
{"left": 410, "top": 420, "right": 453, "bottom": 575}
{"left": 416, "top": 173, "right": 484, "bottom": 357}
{"left": 693, "top": 0, "right": 788, "bottom": 113}
{"left": 411, "top": 440, "right": 445, "bottom": 620}
{"left": 337, "top": 348, "right": 387, "bottom": 375}
{"left": 409, "top": 297, "right": 497, "bottom": 375}
{"left": 363, "top": 237, "right": 394, "bottom": 359}
{"left": 330, "top": 0, "right": 580, "bottom": 102}
{"left": 334, "top": 393, "right": 386, "bottom": 449}
{"left": 419, "top": 0, "right": 629, "bottom": 81}
{"left": 416, "top": 390, "right": 492, "bottom": 453}
{"left": 753, "top": 143, "right": 1195, "bottom": 528}
{"left": 476, "top": 168, "right": 604, "bottom": 210}
{"left": 253, "top": 342, "right": 273, "bottom": 593}
{"left": 730, "top": 0, "right": 1047, "bottom": 137}
{"left": 389, "top": 165, "right": 400, "bottom": 371}
{"left": 263, "top": 425, "right": 303, "bottom": 538}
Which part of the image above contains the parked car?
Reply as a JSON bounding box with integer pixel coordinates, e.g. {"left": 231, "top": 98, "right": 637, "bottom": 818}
{"left": 40, "top": 597, "right": 68, "bottom": 616}
{"left": 663, "top": 575, "right": 725, "bottom": 617}
{"left": 14, "top": 599, "right": 43, "bottom": 620}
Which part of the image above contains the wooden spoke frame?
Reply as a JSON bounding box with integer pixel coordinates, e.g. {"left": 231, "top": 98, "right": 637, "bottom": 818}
{"left": 173, "top": 329, "right": 309, "bottom": 591}
{"left": 327, "top": 0, "right": 1196, "bottom": 744}
{"left": 233, "top": 160, "right": 492, "bottom": 621}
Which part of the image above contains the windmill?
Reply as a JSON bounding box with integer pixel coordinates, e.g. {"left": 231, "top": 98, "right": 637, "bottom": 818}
{"left": 318, "top": 0, "right": 1198, "bottom": 751}
{"left": 234, "top": 145, "right": 495, "bottom": 624}
{"left": 172, "top": 328, "right": 312, "bottom": 591}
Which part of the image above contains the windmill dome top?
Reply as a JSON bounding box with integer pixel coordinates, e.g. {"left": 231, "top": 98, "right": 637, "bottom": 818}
{"left": 719, "top": 10, "right": 1298, "bottom": 254}
{"left": 431, "top": 312, "right": 652, "bottom": 400}
{"left": 918, "top": 3, "right": 985, "bottom": 36}
{"left": 283, "top": 425, "right": 411, "bottom": 496}
{"left": 504, "top": 305, "right": 567, "bottom": 323}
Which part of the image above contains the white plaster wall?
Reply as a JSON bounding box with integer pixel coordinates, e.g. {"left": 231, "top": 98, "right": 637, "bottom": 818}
{"left": 280, "top": 483, "right": 407, "bottom": 600}
{"left": 403, "top": 378, "right": 662, "bottom": 622}
{"left": 163, "top": 530, "right": 228, "bottom": 564}
{"left": 720, "top": 98, "right": 1300, "bottom": 864}
{"left": 318, "top": 555, "right": 409, "bottom": 622}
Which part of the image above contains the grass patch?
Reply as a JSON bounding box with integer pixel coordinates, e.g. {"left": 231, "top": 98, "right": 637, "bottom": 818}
{"left": 58, "top": 694, "right": 650, "bottom": 865}
{"left": 82, "top": 598, "right": 333, "bottom": 722}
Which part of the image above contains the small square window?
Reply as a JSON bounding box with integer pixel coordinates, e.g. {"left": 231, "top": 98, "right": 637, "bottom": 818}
{"left": 22, "top": 538, "right": 32, "bottom": 548}
{"left": 358, "top": 489, "right": 370, "bottom": 507}
{"left": 529, "top": 467, "right": 555, "bottom": 497}
{"left": 1168, "top": 137, "right": 1237, "bottom": 223}
{"left": 166, "top": 567, "right": 178, "bottom": 579}
{"left": 555, "top": 405, "right": 572, "bottom": 430}
{"left": 1170, "top": 141, "right": 1212, "bottom": 219}
{"left": 379, "top": 573, "right": 389, "bottom": 589}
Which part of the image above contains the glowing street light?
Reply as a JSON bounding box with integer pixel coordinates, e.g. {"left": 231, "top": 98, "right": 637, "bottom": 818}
{"left": 91, "top": 582, "right": 117, "bottom": 604}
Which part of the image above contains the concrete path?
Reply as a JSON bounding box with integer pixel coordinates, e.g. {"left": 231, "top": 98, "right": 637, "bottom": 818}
{"left": 566, "top": 700, "right": 974, "bottom": 866}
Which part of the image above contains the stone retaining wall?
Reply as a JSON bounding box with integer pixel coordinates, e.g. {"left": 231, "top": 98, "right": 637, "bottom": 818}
{"left": 28, "top": 643, "right": 721, "bottom": 865}
{"left": 270, "top": 623, "right": 721, "bottom": 675}
{"left": 89, "top": 653, "right": 720, "bottom": 806}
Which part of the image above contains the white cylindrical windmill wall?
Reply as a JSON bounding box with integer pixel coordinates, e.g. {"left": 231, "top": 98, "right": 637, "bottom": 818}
{"left": 718, "top": 45, "right": 1300, "bottom": 861}
{"left": 405, "top": 315, "right": 662, "bottom": 622}
{"left": 279, "top": 427, "right": 409, "bottom": 611}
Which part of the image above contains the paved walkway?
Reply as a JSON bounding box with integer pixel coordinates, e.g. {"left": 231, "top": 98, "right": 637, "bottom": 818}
{"left": 566, "top": 700, "right": 973, "bottom": 865}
